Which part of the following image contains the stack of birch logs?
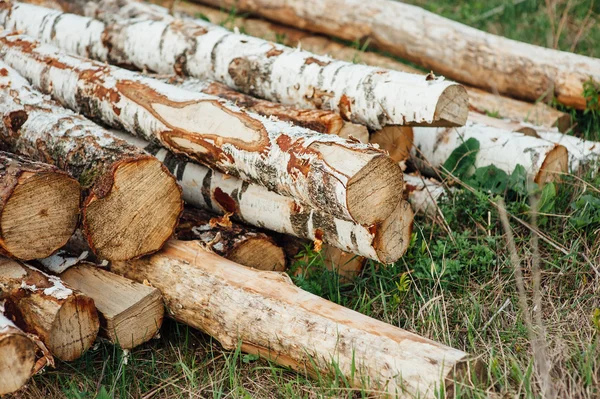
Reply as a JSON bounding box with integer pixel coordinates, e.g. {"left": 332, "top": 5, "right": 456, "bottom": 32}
{"left": 0, "top": 0, "right": 598, "bottom": 396}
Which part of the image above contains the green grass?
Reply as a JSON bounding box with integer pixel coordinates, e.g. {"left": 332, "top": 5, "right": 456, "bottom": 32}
{"left": 12, "top": 1, "right": 600, "bottom": 398}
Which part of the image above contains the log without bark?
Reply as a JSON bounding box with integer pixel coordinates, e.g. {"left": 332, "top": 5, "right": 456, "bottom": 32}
{"left": 0, "top": 152, "right": 80, "bottom": 260}
{"left": 112, "top": 130, "right": 413, "bottom": 264}
{"left": 176, "top": 207, "right": 286, "bottom": 271}
{"left": 0, "top": 257, "right": 99, "bottom": 361}
{"left": 0, "top": 32, "right": 402, "bottom": 226}
{"left": 369, "top": 126, "right": 414, "bottom": 165}
{"left": 0, "top": 309, "right": 36, "bottom": 395}
{"left": 412, "top": 123, "right": 569, "bottom": 185}
{"left": 0, "top": 62, "right": 182, "bottom": 261}
{"left": 111, "top": 240, "right": 476, "bottom": 397}
{"left": 148, "top": 0, "right": 571, "bottom": 132}
{"left": 191, "top": 0, "right": 600, "bottom": 110}
{"left": 58, "top": 264, "right": 164, "bottom": 349}
{"left": 1, "top": 1, "right": 469, "bottom": 130}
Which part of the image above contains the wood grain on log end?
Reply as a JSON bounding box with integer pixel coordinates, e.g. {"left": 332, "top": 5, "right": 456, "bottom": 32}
{"left": 432, "top": 85, "right": 469, "bottom": 127}
{"left": 1, "top": 171, "right": 80, "bottom": 260}
{"left": 229, "top": 238, "right": 286, "bottom": 272}
{"left": 369, "top": 126, "right": 414, "bottom": 164}
{"left": 373, "top": 200, "right": 414, "bottom": 264}
{"left": 83, "top": 157, "right": 182, "bottom": 261}
{"left": 535, "top": 144, "right": 568, "bottom": 185}
{"left": 0, "top": 320, "right": 36, "bottom": 395}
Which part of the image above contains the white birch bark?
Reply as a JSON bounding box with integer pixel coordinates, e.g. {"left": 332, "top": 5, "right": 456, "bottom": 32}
{"left": 111, "top": 131, "right": 413, "bottom": 264}
{"left": 111, "top": 240, "right": 476, "bottom": 398}
{"left": 412, "top": 122, "right": 569, "bottom": 185}
{"left": 0, "top": 32, "right": 402, "bottom": 225}
{"left": 0, "top": 1, "right": 469, "bottom": 129}
{"left": 404, "top": 174, "right": 448, "bottom": 218}
{"left": 538, "top": 132, "right": 600, "bottom": 172}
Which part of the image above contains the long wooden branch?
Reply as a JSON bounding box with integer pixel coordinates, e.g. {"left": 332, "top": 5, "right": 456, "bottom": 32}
{"left": 0, "top": 1, "right": 469, "bottom": 130}
{"left": 112, "top": 131, "right": 413, "bottom": 264}
{"left": 0, "top": 309, "right": 36, "bottom": 395}
{"left": 190, "top": 0, "right": 600, "bottom": 110}
{"left": 111, "top": 240, "right": 477, "bottom": 398}
{"left": 0, "top": 32, "right": 402, "bottom": 226}
{"left": 0, "top": 152, "right": 79, "bottom": 260}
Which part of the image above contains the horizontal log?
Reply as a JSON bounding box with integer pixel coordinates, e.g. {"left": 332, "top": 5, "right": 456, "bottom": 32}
{"left": 176, "top": 207, "right": 286, "bottom": 271}
{"left": 0, "top": 257, "right": 99, "bottom": 361}
{"left": 111, "top": 131, "right": 413, "bottom": 264}
{"left": 0, "top": 310, "right": 36, "bottom": 395}
{"left": 0, "top": 31, "right": 402, "bottom": 226}
{"left": 190, "top": 0, "right": 600, "bottom": 110}
{"left": 468, "top": 112, "right": 538, "bottom": 137}
{"left": 111, "top": 240, "right": 476, "bottom": 397}
{"left": 0, "top": 62, "right": 182, "bottom": 261}
{"left": 0, "top": 152, "right": 79, "bottom": 260}
{"left": 404, "top": 174, "right": 448, "bottom": 218}
{"left": 3, "top": 1, "right": 469, "bottom": 129}
{"left": 537, "top": 132, "right": 600, "bottom": 172}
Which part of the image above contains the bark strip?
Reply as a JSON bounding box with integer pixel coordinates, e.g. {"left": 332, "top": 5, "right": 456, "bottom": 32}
{"left": 0, "top": 308, "right": 36, "bottom": 395}
{"left": 111, "top": 240, "right": 476, "bottom": 398}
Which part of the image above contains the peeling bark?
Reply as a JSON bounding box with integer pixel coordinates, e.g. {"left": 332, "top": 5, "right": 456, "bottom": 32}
{"left": 0, "top": 307, "right": 36, "bottom": 395}
{"left": 0, "top": 152, "right": 80, "bottom": 260}
{"left": 0, "top": 61, "right": 183, "bottom": 261}
{"left": 0, "top": 32, "right": 401, "bottom": 225}
{"left": 112, "top": 131, "right": 413, "bottom": 264}
{"left": 0, "top": 257, "right": 99, "bottom": 361}
{"left": 176, "top": 207, "right": 286, "bottom": 271}
{"left": 1, "top": 1, "right": 469, "bottom": 129}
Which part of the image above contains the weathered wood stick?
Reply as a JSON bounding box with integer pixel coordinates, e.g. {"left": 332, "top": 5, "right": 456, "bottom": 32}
{"left": 0, "top": 31, "right": 402, "bottom": 226}
{"left": 58, "top": 264, "right": 164, "bottom": 349}
{"left": 190, "top": 0, "right": 600, "bottom": 110}
{"left": 111, "top": 240, "right": 476, "bottom": 398}
{"left": 412, "top": 123, "right": 568, "bottom": 185}
{"left": 0, "top": 152, "right": 80, "bottom": 260}
{"left": 0, "top": 258, "right": 99, "bottom": 361}
{"left": 112, "top": 130, "right": 413, "bottom": 264}
{"left": 1, "top": 1, "right": 468, "bottom": 130}
{"left": 0, "top": 310, "right": 36, "bottom": 395}
{"left": 176, "top": 207, "right": 286, "bottom": 271}
{"left": 0, "top": 62, "right": 182, "bottom": 261}
{"left": 155, "top": 0, "right": 571, "bottom": 132}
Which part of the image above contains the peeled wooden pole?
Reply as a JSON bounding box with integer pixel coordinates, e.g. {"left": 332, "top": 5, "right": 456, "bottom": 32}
{"left": 193, "top": 0, "right": 600, "bottom": 110}
{"left": 176, "top": 207, "right": 286, "bottom": 271}
{"left": 0, "top": 311, "right": 36, "bottom": 395}
{"left": 0, "top": 152, "right": 80, "bottom": 260}
{"left": 111, "top": 240, "right": 474, "bottom": 397}
{"left": 114, "top": 131, "right": 413, "bottom": 264}
{"left": 58, "top": 264, "right": 164, "bottom": 349}
{"left": 1, "top": 1, "right": 468, "bottom": 130}
{"left": 412, "top": 123, "right": 569, "bottom": 185}
{"left": 0, "top": 258, "right": 99, "bottom": 361}
{"left": 0, "top": 32, "right": 402, "bottom": 226}
{"left": 0, "top": 62, "right": 182, "bottom": 261}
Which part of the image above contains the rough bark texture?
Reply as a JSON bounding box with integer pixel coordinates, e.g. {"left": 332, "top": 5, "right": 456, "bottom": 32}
{"left": 0, "top": 61, "right": 182, "bottom": 261}
{"left": 2, "top": 1, "right": 469, "bottom": 130}
{"left": 190, "top": 0, "right": 600, "bottom": 110}
{"left": 59, "top": 264, "right": 164, "bottom": 349}
{"left": 0, "top": 309, "right": 36, "bottom": 395}
{"left": 0, "top": 31, "right": 402, "bottom": 226}
{"left": 111, "top": 240, "right": 476, "bottom": 398}
{"left": 412, "top": 123, "right": 569, "bottom": 185}
{"left": 0, "top": 152, "right": 80, "bottom": 260}
{"left": 113, "top": 130, "right": 413, "bottom": 264}
{"left": 176, "top": 207, "right": 286, "bottom": 271}
{"left": 0, "top": 257, "right": 99, "bottom": 361}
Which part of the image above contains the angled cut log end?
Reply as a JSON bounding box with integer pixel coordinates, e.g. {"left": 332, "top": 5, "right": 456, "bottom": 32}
{"left": 535, "top": 144, "right": 568, "bottom": 185}
{"left": 0, "top": 315, "right": 36, "bottom": 395}
{"left": 369, "top": 126, "right": 414, "bottom": 164}
{"left": 83, "top": 157, "right": 183, "bottom": 261}
{"left": 373, "top": 199, "right": 414, "bottom": 264}
{"left": 435, "top": 84, "right": 469, "bottom": 127}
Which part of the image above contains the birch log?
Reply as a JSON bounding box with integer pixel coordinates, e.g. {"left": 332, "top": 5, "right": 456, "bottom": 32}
{"left": 369, "top": 126, "right": 414, "bottom": 165}
{"left": 112, "top": 131, "right": 413, "bottom": 264}
{"left": 0, "top": 62, "right": 182, "bottom": 261}
{"left": 468, "top": 112, "right": 538, "bottom": 137}
{"left": 59, "top": 264, "right": 164, "bottom": 349}
{"left": 0, "top": 309, "right": 36, "bottom": 395}
{"left": 412, "top": 123, "right": 568, "bottom": 185}
{"left": 111, "top": 240, "right": 475, "bottom": 397}
{"left": 0, "top": 258, "right": 99, "bottom": 361}
{"left": 0, "top": 1, "right": 469, "bottom": 130}
{"left": 191, "top": 0, "right": 600, "bottom": 110}
{"left": 537, "top": 132, "right": 600, "bottom": 172}
{"left": 149, "top": 0, "right": 571, "bottom": 132}
{"left": 176, "top": 207, "right": 286, "bottom": 271}
{"left": 404, "top": 174, "right": 448, "bottom": 218}
{"left": 0, "top": 33, "right": 402, "bottom": 226}
{"left": 0, "top": 152, "right": 80, "bottom": 260}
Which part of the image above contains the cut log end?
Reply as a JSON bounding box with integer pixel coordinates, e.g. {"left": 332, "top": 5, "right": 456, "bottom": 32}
{"left": 534, "top": 144, "right": 568, "bottom": 185}
{"left": 337, "top": 123, "right": 370, "bottom": 143}
{"left": 347, "top": 155, "right": 404, "bottom": 225}
{"left": 229, "top": 237, "right": 287, "bottom": 272}
{"left": 0, "top": 328, "right": 36, "bottom": 395}
{"left": 433, "top": 85, "right": 469, "bottom": 127}
{"left": 84, "top": 157, "right": 182, "bottom": 261}
{"left": 369, "top": 126, "right": 414, "bottom": 164}
{"left": 374, "top": 200, "right": 414, "bottom": 264}
{"left": 1, "top": 171, "right": 80, "bottom": 260}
